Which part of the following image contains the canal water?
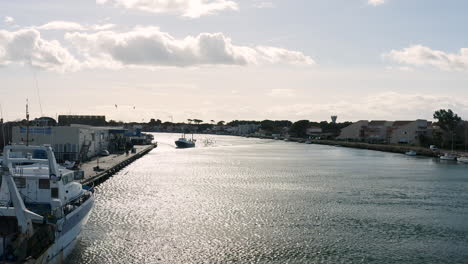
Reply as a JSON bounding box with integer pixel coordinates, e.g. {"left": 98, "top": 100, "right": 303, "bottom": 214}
{"left": 69, "top": 133, "right": 468, "bottom": 263}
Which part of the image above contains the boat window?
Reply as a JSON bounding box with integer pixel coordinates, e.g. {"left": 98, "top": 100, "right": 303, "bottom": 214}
{"left": 14, "top": 177, "right": 26, "bottom": 188}
{"left": 51, "top": 188, "right": 59, "bottom": 198}
{"left": 39, "top": 179, "right": 50, "bottom": 189}
{"left": 62, "top": 173, "right": 74, "bottom": 185}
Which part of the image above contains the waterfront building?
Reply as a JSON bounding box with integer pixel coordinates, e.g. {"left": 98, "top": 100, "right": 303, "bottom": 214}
{"left": 337, "top": 119, "right": 431, "bottom": 146}
{"left": 336, "top": 120, "right": 369, "bottom": 141}
{"left": 230, "top": 124, "right": 261, "bottom": 135}
{"left": 11, "top": 124, "right": 120, "bottom": 162}
{"left": 388, "top": 119, "right": 432, "bottom": 145}
{"left": 363, "top": 120, "right": 394, "bottom": 143}
{"left": 306, "top": 126, "right": 323, "bottom": 137}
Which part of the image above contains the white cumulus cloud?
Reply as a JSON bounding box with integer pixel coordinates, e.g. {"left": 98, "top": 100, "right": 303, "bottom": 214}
{"left": 0, "top": 29, "right": 80, "bottom": 72}
{"left": 96, "top": 0, "right": 239, "bottom": 18}
{"left": 4, "top": 16, "right": 14, "bottom": 24}
{"left": 384, "top": 45, "right": 468, "bottom": 72}
{"left": 35, "top": 21, "right": 116, "bottom": 31}
{"left": 368, "top": 0, "right": 385, "bottom": 6}
{"left": 64, "top": 26, "right": 314, "bottom": 68}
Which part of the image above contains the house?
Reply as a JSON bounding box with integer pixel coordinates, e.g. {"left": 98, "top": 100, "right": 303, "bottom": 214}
{"left": 306, "top": 126, "right": 323, "bottom": 136}
{"left": 388, "top": 120, "right": 432, "bottom": 145}
{"left": 338, "top": 119, "right": 431, "bottom": 146}
{"left": 336, "top": 120, "right": 369, "bottom": 141}
{"left": 363, "top": 120, "right": 393, "bottom": 142}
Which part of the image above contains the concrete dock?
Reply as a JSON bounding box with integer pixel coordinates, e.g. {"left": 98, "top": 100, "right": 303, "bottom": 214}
{"left": 79, "top": 144, "right": 156, "bottom": 186}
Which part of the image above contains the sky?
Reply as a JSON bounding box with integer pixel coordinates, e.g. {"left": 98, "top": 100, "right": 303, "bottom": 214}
{"left": 0, "top": 0, "right": 467, "bottom": 123}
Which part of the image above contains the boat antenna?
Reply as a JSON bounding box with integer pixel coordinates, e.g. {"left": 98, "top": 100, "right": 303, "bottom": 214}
{"left": 26, "top": 99, "right": 30, "bottom": 146}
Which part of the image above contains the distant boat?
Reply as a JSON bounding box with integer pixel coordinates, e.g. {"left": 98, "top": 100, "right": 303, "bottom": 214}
{"left": 457, "top": 156, "right": 468, "bottom": 163}
{"left": 175, "top": 133, "right": 196, "bottom": 148}
{"left": 405, "top": 150, "right": 417, "bottom": 156}
{"left": 440, "top": 153, "right": 457, "bottom": 161}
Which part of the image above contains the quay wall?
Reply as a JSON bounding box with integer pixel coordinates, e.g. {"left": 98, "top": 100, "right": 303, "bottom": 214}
{"left": 80, "top": 144, "right": 156, "bottom": 186}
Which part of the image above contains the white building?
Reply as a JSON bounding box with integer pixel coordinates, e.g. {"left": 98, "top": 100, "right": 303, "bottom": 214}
{"left": 12, "top": 125, "right": 115, "bottom": 162}
{"left": 231, "top": 124, "right": 260, "bottom": 135}
{"left": 306, "top": 126, "right": 323, "bottom": 136}
{"left": 336, "top": 120, "right": 369, "bottom": 141}
{"left": 388, "top": 120, "right": 431, "bottom": 145}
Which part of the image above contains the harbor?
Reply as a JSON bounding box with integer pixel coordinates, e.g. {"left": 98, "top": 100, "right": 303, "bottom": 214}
{"left": 79, "top": 144, "right": 157, "bottom": 186}
{"left": 68, "top": 133, "right": 468, "bottom": 264}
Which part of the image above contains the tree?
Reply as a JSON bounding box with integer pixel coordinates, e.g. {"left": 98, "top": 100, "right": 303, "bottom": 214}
{"left": 193, "top": 119, "right": 203, "bottom": 125}
{"left": 289, "top": 120, "right": 310, "bottom": 138}
{"left": 148, "top": 118, "right": 162, "bottom": 126}
{"left": 217, "top": 121, "right": 225, "bottom": 126}
{"left": 187, "top": 119, "right": 193, "bottom": 124}
{"left": 433, "top": 109, "right": 462, "bottom": 149}
{"left": 434, "top": 109, "right": 461, "bottom": 132}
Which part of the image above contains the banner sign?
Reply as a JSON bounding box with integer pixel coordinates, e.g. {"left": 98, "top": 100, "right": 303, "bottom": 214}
{"left": 20, "top": 127, "right": 52, "bottom": 135}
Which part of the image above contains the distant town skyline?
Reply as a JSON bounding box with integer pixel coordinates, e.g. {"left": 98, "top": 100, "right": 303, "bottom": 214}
{"left": 1, "top": 0, "right": 467, "bottom": 122}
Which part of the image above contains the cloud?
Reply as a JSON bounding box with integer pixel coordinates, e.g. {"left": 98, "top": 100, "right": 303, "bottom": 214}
{"left": 266, "top": 91, "right": 468, "bottom": 121}
{"left": 35, "top": 21, "right": 116, "bottom": 31}
{"left": 368, "top": 0, "right": 385, "bottom": 6}
{"left": 65, "top": 26, "right": 314, "bottom": 68}
{"left": 0, "top": 29, "right": 80, "bottom": 72}
{"left": 253, "top": 1, "right": 275, "bottom": 8}
{"left": 268, "top": 89, "right": 295, "bottom": 97}
{"left": 96, "top": 0, "right": 239, "bottom": 18}
{"left": 384, "top": 45, "right": 468, "bottom": 72}
{"left": 4, "top": 16, "right": 14, "bottom": 24}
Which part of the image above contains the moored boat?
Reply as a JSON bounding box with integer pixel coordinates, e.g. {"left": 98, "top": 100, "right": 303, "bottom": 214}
{"left": 440, "top": 153, "right": 457, "bottom": 161}
{"left": 405, "top": 150, "right": 417, "bottom": 156}
{"left": 0, "top": 145, "right": 94, "bottom": 263}
{"left": 457, "top": 156, "right": 468, "bottom": 163}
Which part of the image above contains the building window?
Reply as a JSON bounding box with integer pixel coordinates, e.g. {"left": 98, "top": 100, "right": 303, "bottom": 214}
{"left": 39, "top": 179, "right": 50, "bottom": 189}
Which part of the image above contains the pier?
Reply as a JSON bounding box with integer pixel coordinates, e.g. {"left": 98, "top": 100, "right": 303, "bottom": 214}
{"left": 79, "top": 144, "right": 156, "bottom": 186}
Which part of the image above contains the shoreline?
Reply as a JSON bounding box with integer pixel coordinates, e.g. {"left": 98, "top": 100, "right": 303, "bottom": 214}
{"left": 248, "top": 135, "right": 468, "bottom": 158}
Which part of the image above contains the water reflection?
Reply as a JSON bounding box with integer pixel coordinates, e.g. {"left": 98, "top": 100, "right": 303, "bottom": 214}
{"left": 69, "top": 133, "right": 468, "bottom": 264}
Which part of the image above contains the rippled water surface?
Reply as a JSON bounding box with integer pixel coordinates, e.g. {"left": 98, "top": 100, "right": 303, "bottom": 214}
{"left": 69, "top": 133, "right": 468, "bottom": 263}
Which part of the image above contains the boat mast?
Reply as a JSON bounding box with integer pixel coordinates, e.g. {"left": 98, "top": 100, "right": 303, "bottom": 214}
{"left": 26, "top": 99, "right": 30, "bottom": 146}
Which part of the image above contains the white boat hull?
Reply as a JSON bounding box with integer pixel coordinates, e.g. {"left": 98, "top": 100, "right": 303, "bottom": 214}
{"left": 34, "top": 195, "right": 94, "bottom": 264}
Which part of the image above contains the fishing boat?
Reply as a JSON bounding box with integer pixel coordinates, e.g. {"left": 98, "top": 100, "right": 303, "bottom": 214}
{"left": 175, "top": 133, "right": 196, "bottom": 148}
{"left": 0, "top": 144, "right": 94, "bottom": 263}
{"left": 457, "top": 156, "right": 468, "bottom": 163}
{"left": 405, "top": 150, "right": 417, "bottom": 156}
{"left": 440, "top": 153, "right": 457, "bottom": 161}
